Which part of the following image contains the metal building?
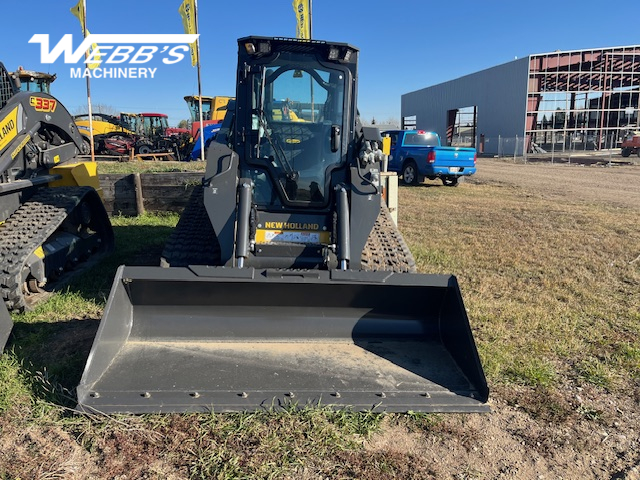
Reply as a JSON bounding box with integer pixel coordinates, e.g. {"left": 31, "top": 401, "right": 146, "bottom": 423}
{"left": 401, "top": 45, "right": 640, "bottom": 156}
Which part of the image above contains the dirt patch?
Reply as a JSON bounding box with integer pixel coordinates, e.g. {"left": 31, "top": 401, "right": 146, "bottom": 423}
{"left": 365, "top": 383, "right": 640, "bottom": 479}
{"left": 0, "top": 420, "right": 100, "bottom": 479}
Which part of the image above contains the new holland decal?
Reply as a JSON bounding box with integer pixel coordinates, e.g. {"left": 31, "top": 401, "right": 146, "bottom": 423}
{"left": 0, "top": 107, "right": 19, "bottom": 151}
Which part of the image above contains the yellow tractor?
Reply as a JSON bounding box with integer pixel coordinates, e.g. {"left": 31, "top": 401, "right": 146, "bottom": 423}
{"left": 73, "top": 112, "right": 136, "bottom": 153}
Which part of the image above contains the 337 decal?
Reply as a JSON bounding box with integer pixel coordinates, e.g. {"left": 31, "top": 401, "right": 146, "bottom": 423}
{"left": 29, "top": 96, "right": 57, "bottom": 112}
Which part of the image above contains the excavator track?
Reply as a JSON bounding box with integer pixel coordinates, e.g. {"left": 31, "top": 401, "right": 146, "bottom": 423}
{"left": 0, "top": 186, "right": 113, "bottom": 311}
{"left": 162, "top": 186, "right": 416, "bottom": 273}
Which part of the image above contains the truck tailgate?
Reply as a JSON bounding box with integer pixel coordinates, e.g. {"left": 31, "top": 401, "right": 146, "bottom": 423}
{"left": 434, "top": 147, "right": 476, "bottom": 167}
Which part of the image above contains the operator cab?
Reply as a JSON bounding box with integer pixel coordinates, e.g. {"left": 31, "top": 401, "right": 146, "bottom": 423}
{"left": 236, "top": 37, "right": 357, "bottom": 209}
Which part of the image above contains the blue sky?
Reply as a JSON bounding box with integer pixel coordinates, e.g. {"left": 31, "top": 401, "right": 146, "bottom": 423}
{"left": 2, "top": 0, "right": 638, "bottom": 126}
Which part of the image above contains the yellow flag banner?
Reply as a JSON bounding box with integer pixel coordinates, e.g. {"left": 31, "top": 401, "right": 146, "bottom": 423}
{"left": 178, "top": 0, "right": 198, "bottom": 66}
{"left": 69, "top": 0, "right": 86, "bottom": 31}
{"left": 70, "top": 0, "right": 101, "bottom": 69}
{"left": 292, "top": 0, "right": 310, "bottom": 39}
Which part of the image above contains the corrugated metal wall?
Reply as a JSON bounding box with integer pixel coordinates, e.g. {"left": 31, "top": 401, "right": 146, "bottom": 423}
{"left": 401, "top": 57, "right": 530, "bottom": 155}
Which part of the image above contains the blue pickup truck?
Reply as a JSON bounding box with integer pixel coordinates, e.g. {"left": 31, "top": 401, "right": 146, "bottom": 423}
{"left": 382, "top": 130, "right": 476, "bottom": 186}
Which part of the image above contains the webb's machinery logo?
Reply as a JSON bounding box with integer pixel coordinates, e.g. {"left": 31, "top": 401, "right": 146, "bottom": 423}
{"left": 29, "top": 34, "right": 199, "bottom": 79}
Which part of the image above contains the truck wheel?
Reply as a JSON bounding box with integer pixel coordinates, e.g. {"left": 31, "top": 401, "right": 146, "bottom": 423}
{"left": 621, "top": 148, "right": 631, "bottom": 157}
{"left": 401, "top": 161, "right": 419, "bottom": 185}
{"left": 442, "top": 176, "right": 460, "bottom": 187}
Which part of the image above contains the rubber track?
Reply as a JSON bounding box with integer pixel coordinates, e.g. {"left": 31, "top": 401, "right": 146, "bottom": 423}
{"left": 162, "top": 187, "right": 416, "bottom": 274}
{"left": 0, "top": 186, "right": 94, "bottom": 311}
{"left": 361, "top": 200, "right": 417, "bottom": 273}
{"left": 161, "top": 185, "right": 221, "bottom": 267}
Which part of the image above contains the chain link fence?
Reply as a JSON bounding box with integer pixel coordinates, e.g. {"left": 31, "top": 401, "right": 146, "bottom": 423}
{"left": 482, "top": 136, "right": 526, "bottom": 158}
{"left": 478, "top": 134, "right": 629, "bottom": 165}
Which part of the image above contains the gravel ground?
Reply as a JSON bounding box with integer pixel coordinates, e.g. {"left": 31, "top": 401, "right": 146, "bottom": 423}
{"left": 470, "top": 158, "right": 640, "bottom": 209}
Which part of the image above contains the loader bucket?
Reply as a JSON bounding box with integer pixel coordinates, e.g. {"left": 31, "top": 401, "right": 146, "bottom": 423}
{"left": 77, "top": 266, "right": 489, "bottom": 413}
{"left": 0, "top": 302, "right": 11, "bottom": 352}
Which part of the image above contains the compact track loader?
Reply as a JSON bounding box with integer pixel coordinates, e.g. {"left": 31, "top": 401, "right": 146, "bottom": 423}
{"left": 0, "top": 63, "right": 114, "bottom": 351}
{"left": 77, "top": 37, "right": 488, "bottom": 413}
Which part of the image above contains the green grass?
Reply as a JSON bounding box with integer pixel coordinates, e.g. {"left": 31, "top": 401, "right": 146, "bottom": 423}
{"left": 399, "top": 182, "right": 640, "bottom": 391}
{"left": 184, "top": 407, "right": 384, "bottom": 478}
{"left": 6, "top": 213, "right": 180, "bottom": 409}
{"left": 0, "top": 209, "right": 416, "bottom": 478}
{"left": 12, "top": 212, "right": 179, "bottom": 322}
{"left": 0, "top": 354, "right": 32, "bottom": 414}
{"left": 1, "top": 168, "right": 639, "bottom": 478}
{"left": 97, "top": 160, "right": 206, "bottom": 174}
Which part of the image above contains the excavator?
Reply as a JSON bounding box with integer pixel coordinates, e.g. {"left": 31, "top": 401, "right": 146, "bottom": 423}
{"left": 77, "top": 37, "right": 488, "bottom": 413}
{"left": 0, "top": 62, "right": 114, "bottom": 351}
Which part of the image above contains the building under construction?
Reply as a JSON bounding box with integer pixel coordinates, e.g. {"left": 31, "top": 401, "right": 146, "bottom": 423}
{"left": 401, "top": 45, "right": 640, "bottom": 156}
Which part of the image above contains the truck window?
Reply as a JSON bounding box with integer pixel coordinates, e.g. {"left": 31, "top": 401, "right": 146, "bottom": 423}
{"left": 403, "top": 132, "right": 439, "bottom": 147}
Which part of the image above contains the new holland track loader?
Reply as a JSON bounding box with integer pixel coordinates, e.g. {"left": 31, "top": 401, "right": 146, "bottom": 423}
{"left": 77, "top": 37, "right": 488, "bottom": 414}
{"left": 0, "top": 62, "right": 114, "bottom": 351}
